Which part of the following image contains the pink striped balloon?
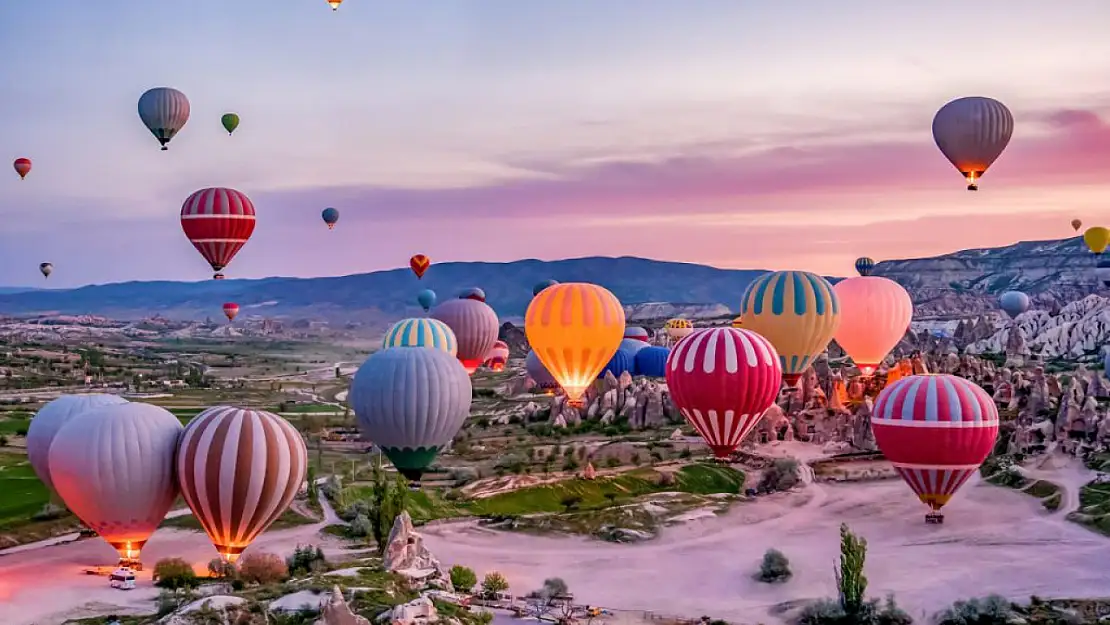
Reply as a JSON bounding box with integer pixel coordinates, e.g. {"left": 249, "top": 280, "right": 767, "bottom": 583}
{"left": 665, "top": 328, "right": 783, "bottom": 458}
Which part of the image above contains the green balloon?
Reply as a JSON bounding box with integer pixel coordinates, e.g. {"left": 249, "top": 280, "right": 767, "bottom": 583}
{"left": 221, "top": 113, "right": 240, "bottom": 135}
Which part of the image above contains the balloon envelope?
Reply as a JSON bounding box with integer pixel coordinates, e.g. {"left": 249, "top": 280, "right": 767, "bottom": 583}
{"left": 181, "top": 188, "right": 256, "bottom": 278}
{"left": 633, "top": 346, "right": 670, "bottom": 378}
{"left": 26, "top": 393, "right": 129, "bottom": 494}
{"left": 618, "top": 337, "right": 649, "bottom": 357}
{"left": 740, "top": 270, "right": 841, "bottom": 385}
{"left": 533, "top": 279, "right": 559, "bottom": 296}
{"left": 13, "top": 158, "right": 31, "bottom": 180}
{"left": 525, "top": 283, "right": 625, "bottom": 405}
{"left": 39, "top": 262, "right": 52, "bottom": 278}
{"left": 599, "top": 349, "right": 635, "bottom": 379}
{"left": 1072, "top": 219, "right": 1083, "bottom": 232}
{"left": 138, "top": 87, "right": 190, "bottom": 150}
{"left": 854, "top": 257, "right": 875, "bottom": 277}
{"left": 176, "top": 406, "right": 307, "bottom": 562}
{"left": 221, "top": 113, "right": 240, "bottom": 135}
{"left": 931, "top": 96, "right": 1013, "bottom": 190}
{"left": 485, "top": 340, "right": 510, "bottom": 371}
{"left": 624, "top": 326, "right": 650, "bottom": 342}
{"left": 350, "top": 347, "right": 472, "bottom": 480}
{"left": 321, "top": 207, "right": 339, "bottom": 229}
{"left": 383, "top": 318, "right": 458, "bottom": 356}
{"left": 664, "top": 319, "right": 694, "bottom": 341}
{"left": 999, "top": 291, "right": 1030, "bottom": 319}
{"left": 1085, "top": 227, "right": 1110, "bottom": 254}
{"left": 431, "top": 298, "right": 499, "bottom": 374}
{"left": 417, "top": 289, "right": 437, "bottom": 312}
{"left": 526, "top": 350, "right": 559, "bottom": 390}
{"left": 833, "top": 277, "right": 913, "bottom": 376}
{"left": 459, "top": 287, "right": 486, "bottom": 303}
{"left": 49, "top": 402, "right": 182, "bottom": 563}
{"left": 223, "top": 302, "right": 239, "bottom": 322}
{"left": 410, "top": 254, "right": 431, "bottom": 279}
{"left": 871, "top": 375, "right": 998, "bottom": 512}
{"left": 665, "top": 328, "right": 782, "bottom": 457}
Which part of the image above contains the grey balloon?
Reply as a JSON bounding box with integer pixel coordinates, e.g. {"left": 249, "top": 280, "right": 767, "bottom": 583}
{"left": 26, "top": 393, "right": 129, "bottom": 494}
{"left": 526, "top": 350, "right": 559, "bottom": 389}
{"left": 430, "top": 298, "right": 500, "bottom": 367}
{"left": 618, "top": 338, "right": 650, "bottom": 356}
{"left": 138, "top": 87, "right": 191, "bottom": 150}
{"left": 349, "top": 346, "right": 472, "bottom": 480}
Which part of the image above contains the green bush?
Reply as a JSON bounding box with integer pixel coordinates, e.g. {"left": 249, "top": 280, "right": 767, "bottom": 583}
{"left": 756, "top": 548, "right": 792, "bottom": 583}
{"left": 450, "top": 565, "right": 478, "bottom": 592}
{"left": 153, "top": 557, "right": 198, "bottom": 590}
{"left": 934, "top": 595, "right": 1014, "bottom": 625}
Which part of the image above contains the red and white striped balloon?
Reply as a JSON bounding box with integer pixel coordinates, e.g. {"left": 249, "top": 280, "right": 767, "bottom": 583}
{"left": 665, "top": 328, "right": 783, "bottom": 458}
{"left": 872, "top": 374, "right": 998, "bottom": 513}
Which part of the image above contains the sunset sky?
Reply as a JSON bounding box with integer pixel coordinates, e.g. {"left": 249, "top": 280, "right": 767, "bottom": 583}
{"left": 5, "top": 1, "right": 1110, "bottom": 287}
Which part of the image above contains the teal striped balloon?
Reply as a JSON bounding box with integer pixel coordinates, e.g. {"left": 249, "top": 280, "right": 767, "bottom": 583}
{"left": 383, "top": 318, "right": 458, "bottom": 356}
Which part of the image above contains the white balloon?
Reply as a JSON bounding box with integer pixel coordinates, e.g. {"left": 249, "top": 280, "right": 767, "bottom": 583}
{"left": 25, "top": 393, "right": 128, "bottom": 493}
{"left": 138, "top": 87, "right": 191, "bottom": 150}
{"left": 932, "top": 96, "right": 1013, "bottom": 190}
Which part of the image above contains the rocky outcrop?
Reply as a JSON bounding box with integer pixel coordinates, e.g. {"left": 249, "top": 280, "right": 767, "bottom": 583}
{"left": 382, "top": 511, "right": 453, "bottom": 591}
{"left": 624, "top": 302, "right": 732, "bottom": 321}
{"left": 967, "top": 295, "right": 1110, "bottom": 359}
{"left": 548, "top": 374, "right": 680, "bottom": 430}
{"left": 376, "top": 596, "right": 439, "bottom": 625}
{"left": 316, "top": 586, "right": 371, "bottom": 625}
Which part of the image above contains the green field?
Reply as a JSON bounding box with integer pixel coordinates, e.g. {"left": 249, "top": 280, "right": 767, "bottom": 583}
{"left": 160, "top": 507, "right": 317, "bottom": 531}
{"left": 0, "top": 414, "right": 31, "bottom": 435}
{"left": 0, "top": 452, "right": 52, "bottom": 526}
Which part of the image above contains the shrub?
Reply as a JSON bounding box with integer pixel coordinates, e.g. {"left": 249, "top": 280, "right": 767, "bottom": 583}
{"left": 481, "top": 571, "right": 509, "bottom": 597}
{"left": 756, "top": 548, "right": 792, "bottom": 583}
{"left": 560, "top": 494, "right": 583, "bottom": 511}
{"left": 31, "top": 502, "right": 65, "bottom": 521}
{"left": 758, "top": 458, "right": 800, "bottom": 493}
{"left": 449, "top": 565, "right": 478, "bottom": 592}
{"left": 238, "top": 551, "right": 289, "bottom": 585}
{"left": 153, "top": 557, "right": 198, "bottom": 590}
{"left": 656, "top": 471, "right": 676, "bottom": 487}
{"left": 207, "top": 558, "right": 237, "bottom": 579}
{"left": 934, "top": 595, "right": 1014, "bottom": 625}
{"left": 286, "top": 544, "right": 326, "bottom": 576}
{"left": 349, "top": 513, "right": 372, "bottom": 538}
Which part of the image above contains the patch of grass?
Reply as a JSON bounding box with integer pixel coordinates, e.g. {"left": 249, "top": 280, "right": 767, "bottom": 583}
{"left": 0, "top": 452, "right": 52, "bottom": 526}
{"left": 0, "top": 414, "right": 31, "bottom": 435}
{"left": 160, "top": 507, "right": 316, "bottom": 531}
{"left": 465, "top": 464, "right": 743, "bottom": 516}
{"left": 275, "top": 403, "right": 339, "bottom": 413}
{"left": 1024, "top": 480, "right": 1061, "bottom": 500}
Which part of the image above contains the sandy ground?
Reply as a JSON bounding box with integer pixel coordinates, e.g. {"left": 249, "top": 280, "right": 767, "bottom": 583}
{"left": 0, "top": 492, "right": 349, "bottom": 625}
{"left": 423, "top": 465, "right": 1110, "bottom": 624}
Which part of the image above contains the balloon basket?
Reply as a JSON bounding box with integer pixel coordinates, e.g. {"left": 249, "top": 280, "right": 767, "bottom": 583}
{"left": 925, "top": 512, "right": 944, "bottom": 525}
{"left": 118, "top": 558, "right": 143, "bottom": 571}
{"left": 408, "top": 481, "right": 422, "bottom": 491}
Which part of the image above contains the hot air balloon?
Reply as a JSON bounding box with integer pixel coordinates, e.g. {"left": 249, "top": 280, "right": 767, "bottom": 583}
{"left": 526, "top": 283, "right": 625, "bottom": 405}
{"left": 666, "top": 328, "right": 782, "bottom": 458}
{"left": 664, "top": 319, "right": 694, "bottom": 343}
{"left": 26, "top": 394, "right": 129, "bottom": 495}
{"left": 350, "top": 347, "right": 472, "bottom": 482}
{"left": 931, "top": 96, "right": 1013, "bottom": 191}
{"left": 618, "top": 338, "right": 649, "bottom": 358}
{"left": 382, "top": 318, "right": 458, "bottom": 356}
{"left": 327, "top": 0, "right": 342, "bottom": 9}
{"left": 624, "top": 327, "right": 650, "bottom": 342}
{"left": 599, "top": 349, "right": 635, "bottom": 379}
{"left": 221, "top": 113, "right": 240, "bottom": 136}
{"left": 49, "top": 402, "right": 183, "bottom": 567}
{"left": 871, "top": 374, "right": 999, "bottom": 523}
{"left": 485, "top": 340, "right": 510, "bottom": 372}
{"left": 833, "top": 276, "right": 913, "bottom": 377}
{"left": 459, "top": 287, "right": 486, "bottom": 302}
{"left": 633, "top": 346, "right": 670, "bottom": 378}
{"left": 1085, "top": 227, "right": 1110, "bottom": 255}
{"left": 137, "top": 87, "right": 190, "bottom": 151}
{"left": 431, "top": 298, "right": 499, "bottom": 374}
{"left": 410, "top": 254, "right": 430, "bottom": 279}
{"left": 533, "top": 279, "right": 558, "bottom": 297}
{"left": 417, "top": 289, "right": 437, "bottom": 312}
{"left": 39, "top": 262, "right": 52, "bottom": 279}
{"left": 1073, "top": 219, "right": 1084, "bottom": 232}
{"left": 13, "top": 158, "right": 31, "bottom": 180}
{"left": 525, "top": 350, "right": 559, "bottom": 390}
{"left": 180, "top": 187, "right": 256, "bottom": 280}
{"left": 854, "top": 257, "right": 875, "bottom": 277}
{"left": 1096, "top": 260, "right": 1110, "bottom": 289}
{"left": 223, "top": 302, "right": 239, "bottom": 322}
{"left": 321, "top": 207, "right": 339, "bottom": 230}
{"left": 176, "top": 406, "right": 307, "bottom": 562}
{"left": 731, "top": 316, "right": 743, "bottom": 328}
{"left": 999, "top": 291, "right": 1030, "bottom": 319}
{"left": 740, "top": 270, "right": 840, "bottom": 387}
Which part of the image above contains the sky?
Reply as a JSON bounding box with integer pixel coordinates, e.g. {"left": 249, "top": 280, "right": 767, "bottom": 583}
{"left": 5, "top": 1, "right": 1110, "bottom": 287}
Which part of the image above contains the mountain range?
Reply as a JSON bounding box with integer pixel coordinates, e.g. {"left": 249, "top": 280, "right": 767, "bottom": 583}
{"left": 0, "top": 236, "right": 1098, "bottom": 323}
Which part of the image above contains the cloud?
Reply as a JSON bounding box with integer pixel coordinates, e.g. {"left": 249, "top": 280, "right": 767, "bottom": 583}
{"left": 253, "top": 106, "right": 1110, "bottom": 226}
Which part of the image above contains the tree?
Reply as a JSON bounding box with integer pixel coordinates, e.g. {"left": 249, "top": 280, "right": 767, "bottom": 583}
{"left": 306, "top": 465, "right": 318, "bottom": 503}
{"left": 757, "top": 549, "right": 792, "bottom": 583}
{"left": 449, "top": 565, "right": 478, "bottom": 592}
{"left": 481, "top": 571, "right": 509, "bottom": 598}
{"left": 836, "top": 523, "right": 868, "bottom": 618}
{"left": 537, "top": 577, "right": 569, "bottom": 599}
{"left": 287, "top": 543, "right": 327, "bottom": 576}
{"left": 758, "top": 458, "right": 801, "bottom": 493}
{"left": 559, "top": 494, "right": 583, "bottom": 512}
{"left": 238, "top": 552, "right": 289, "bottom": 584}
{"left": 207, "top": 558, "right": 237, "bottom": 580}
{"left": 153, "top": 557, "right": 198, "bottom": 590}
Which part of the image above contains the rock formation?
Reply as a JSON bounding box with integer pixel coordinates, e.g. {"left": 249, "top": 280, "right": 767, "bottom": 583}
{"left": 382, "top": 512, "right": 453, "bottom": 591}
{"left": 316, "top": 586, "right": 371, "bottom": 625}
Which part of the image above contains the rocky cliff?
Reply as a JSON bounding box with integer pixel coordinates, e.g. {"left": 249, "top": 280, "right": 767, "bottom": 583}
{"left": 874, "top": 235, "right": 1099, "bottom": 318}
{"left": 967, "top": 294, "right": 1110, "bottom": 360}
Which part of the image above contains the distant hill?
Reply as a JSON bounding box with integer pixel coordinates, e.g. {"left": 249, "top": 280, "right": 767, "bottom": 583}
{"left": 0, "top": 257, "right": 767, "bottom": 323}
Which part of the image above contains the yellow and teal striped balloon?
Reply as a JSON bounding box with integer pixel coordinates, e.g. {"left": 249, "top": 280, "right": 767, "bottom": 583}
{"left": 383, "top": 318, "right": 458, "bottom": 357}
{"left": 740, "top": 270, "right": 840, "bottom": 385}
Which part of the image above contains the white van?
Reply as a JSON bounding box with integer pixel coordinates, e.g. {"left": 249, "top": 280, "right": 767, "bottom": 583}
{"left": 109, "top": 568, "right": 136, "bottom": 590}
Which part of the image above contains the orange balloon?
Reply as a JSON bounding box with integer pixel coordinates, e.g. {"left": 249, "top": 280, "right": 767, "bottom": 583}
{"left": 833, "top": 276, "right": 913, "bottom": 377}
{"left": 525, "top": 283, "right": 625, "bottom": 406}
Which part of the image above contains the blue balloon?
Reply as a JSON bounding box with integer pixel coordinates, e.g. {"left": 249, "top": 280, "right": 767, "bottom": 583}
{"left": 999, "top": 291, "right": 1030, "bottom": 319}
{"left": 459, "top": 287, "right": 486, "bottom": 303}
{"left": 855, "top": 257, "right": 875, "bottom": 276}
{"left": 599, "top": 349, "right": 635, "bottom": 379}
{"left": 321, "top": 207, "right": 339, "bottom": 228}
{"left": 633, "top": 346, "right": 670, "bottom": 378}
{"left": 618, "top": 338, "right": 649, "bottom": 357}
{"left": 417, "top": 289, "right": 437, "bottom": 312}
